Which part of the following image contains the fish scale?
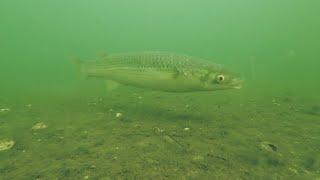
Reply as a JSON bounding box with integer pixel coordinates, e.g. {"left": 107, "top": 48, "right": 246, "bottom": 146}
{"left": 99, "top": 52, "right": 218, "bottom": 73}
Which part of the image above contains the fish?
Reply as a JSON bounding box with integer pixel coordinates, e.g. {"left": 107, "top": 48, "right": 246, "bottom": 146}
{"left": 73, "top": 52, "right": 242, "bottom": 92}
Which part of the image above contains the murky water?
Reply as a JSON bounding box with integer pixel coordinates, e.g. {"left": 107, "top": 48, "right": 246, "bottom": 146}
{"left": 0, "top": 1, "right": 319, "bottom": 179}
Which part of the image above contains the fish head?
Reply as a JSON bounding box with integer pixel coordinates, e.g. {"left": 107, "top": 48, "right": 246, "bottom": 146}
{"left": 202, "top": 69, "right": 242, "bottom": 91}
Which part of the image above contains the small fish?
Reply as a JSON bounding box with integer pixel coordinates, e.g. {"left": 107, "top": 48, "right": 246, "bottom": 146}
{"left": 73, "top": 52, "right": 242, "bottom": 92}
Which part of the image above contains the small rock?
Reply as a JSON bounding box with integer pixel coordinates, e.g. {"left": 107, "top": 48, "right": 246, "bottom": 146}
{"left": 184, "top": 127, "right": 190, "bottom": 131}
{"left": 0, "top": 139, "right": 15, "bottom": 151}
{"left": 32, "top": 122, "right": 47, "bottom": 130}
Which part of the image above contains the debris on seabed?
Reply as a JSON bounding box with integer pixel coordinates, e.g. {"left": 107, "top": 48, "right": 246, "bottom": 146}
{"left": 32, "top": 122, "right": 47, "bottom": 130}
{"left": 0, "top": 139, "right": 15, "bottom": 151}
{"left": 184, "top": 127, "right": 190, "bottom": 131}
{"left": 115, "top": 112, "right": 123, "bottom": 118}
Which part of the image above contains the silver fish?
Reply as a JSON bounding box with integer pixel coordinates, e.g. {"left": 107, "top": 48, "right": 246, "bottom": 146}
{"left": 74, "top": 52, "right": 242, "bottom": 92}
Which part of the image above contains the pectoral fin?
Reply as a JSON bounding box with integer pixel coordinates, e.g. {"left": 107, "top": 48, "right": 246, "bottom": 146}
{"left": 172, "top": 67, "right": 180, "bottom": 79}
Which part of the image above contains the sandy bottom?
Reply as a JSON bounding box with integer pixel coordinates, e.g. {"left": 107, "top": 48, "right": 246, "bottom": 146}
{"left": 0, "top": 88, "right": 319, "bottom": 179}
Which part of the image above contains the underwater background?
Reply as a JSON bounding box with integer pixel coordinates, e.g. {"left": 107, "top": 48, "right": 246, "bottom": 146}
{"left": 0, "top": 0, "right": 319, "bottom": 179}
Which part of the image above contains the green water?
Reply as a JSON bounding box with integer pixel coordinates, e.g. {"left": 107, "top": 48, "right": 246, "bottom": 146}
{"left": 0, "top": 1, "right": 319, "bottom": 179}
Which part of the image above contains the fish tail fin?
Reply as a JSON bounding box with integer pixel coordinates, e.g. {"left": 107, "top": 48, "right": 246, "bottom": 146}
{"left": 71, "top": 58, "right": 88, "bottom": 79}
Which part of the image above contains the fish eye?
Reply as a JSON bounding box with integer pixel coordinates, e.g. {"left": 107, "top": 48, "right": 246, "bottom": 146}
{"left": 217, "top": 74, "right": 225, "bottom": 82}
